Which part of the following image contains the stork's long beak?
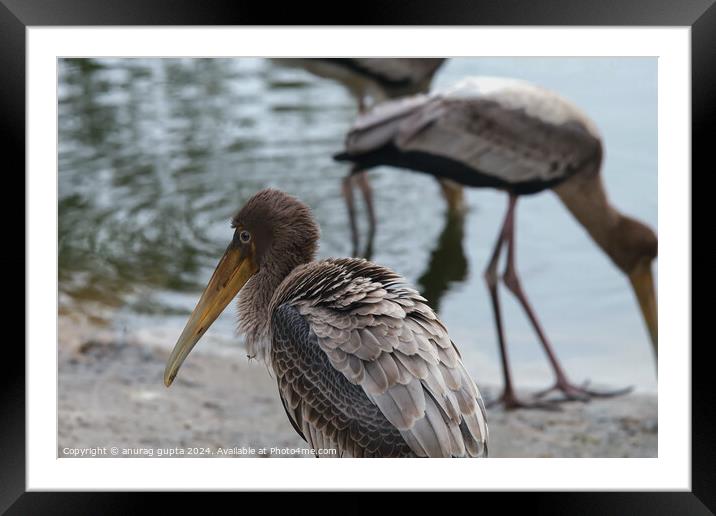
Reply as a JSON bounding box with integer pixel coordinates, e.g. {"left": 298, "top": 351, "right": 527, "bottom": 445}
{"left": 164, "top": 241, "right": 257, "bottom": 387}
{"left": 629, "top": 261, "right": 658, "bottom": 359}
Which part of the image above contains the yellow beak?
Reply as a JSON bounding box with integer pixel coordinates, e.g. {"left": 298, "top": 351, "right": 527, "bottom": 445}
{"left": 164, "top": 242, "right": 257, "bottom": 387}
{"left": 629, "top": 262, "right": 657, "bottom": 359}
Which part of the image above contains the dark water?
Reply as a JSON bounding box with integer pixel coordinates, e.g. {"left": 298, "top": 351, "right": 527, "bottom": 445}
{"left": 58, "top": 58, "right": 657, "bottom": 392}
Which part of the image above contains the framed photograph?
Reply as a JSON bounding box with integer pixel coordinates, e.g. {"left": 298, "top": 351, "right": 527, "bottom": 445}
{"left": 7, "top": 0, "right": 707, "bottom": 511}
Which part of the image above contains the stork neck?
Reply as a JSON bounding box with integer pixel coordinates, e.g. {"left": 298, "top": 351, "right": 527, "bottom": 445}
{"left": 249, "top": 266, "right": 286, "bottom": 312}
{"left": 237, "top": 255, "right": 310, "bottom": 364}
{"left": 553, "top": 174, "right": 624, "bottom": 271}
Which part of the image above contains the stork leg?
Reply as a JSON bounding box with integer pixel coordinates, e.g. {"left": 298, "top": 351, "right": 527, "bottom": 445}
{"left": 437, "top": 178, "right": 466, "bottom": 214}
{"left": 355, "top": 169, "right": 376, "bottom": 260}
{"left": 341, "top": 172, "right": 360, "bottom": 257}
{"left": 501, "top": 199, "right": 633, "bottom": 402}
{"left": 341, "top": 96, "right": 372, "bottom": 258}
{"left": 353, "top": 96, "right": 376, "bottom": 259}
{"left": 341, "top": 168, "right": 376, "bottom": 259}
{"left": 484, "top": 195, "right": 556, "bottom": 410}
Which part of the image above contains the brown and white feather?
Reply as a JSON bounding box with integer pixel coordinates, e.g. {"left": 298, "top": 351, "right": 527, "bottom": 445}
{"left": 341, "top": 76, "right": 603, "bottom": 188}
{"left": 269, "top": 258, "right": 488, "bottom": 458}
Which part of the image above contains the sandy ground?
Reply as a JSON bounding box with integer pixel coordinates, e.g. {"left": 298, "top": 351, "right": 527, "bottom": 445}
{"left": 58, "top": 340, "right": 657, "bottom": 458}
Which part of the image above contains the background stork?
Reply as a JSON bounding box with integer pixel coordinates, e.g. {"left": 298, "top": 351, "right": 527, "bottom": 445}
{"left": 335, "top": 77, "right": 658, "bottom": 409}
{"left": 272, "top": 58, "right": 464, "bottom": 255}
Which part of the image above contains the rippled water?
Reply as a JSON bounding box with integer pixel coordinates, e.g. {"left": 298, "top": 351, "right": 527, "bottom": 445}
{"left": 58, "top": 58, "right": 658, "bottom": 392}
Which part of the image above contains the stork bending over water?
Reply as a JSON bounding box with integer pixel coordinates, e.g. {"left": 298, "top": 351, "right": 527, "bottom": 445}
{"left": 272, "top": 58, "right": 464, "bottom": 254}
{"left": 335, "top": 77, "right": 658, "bottom": 409}
{"left": 164, "top": 189, "right": 488, "bottom": 457}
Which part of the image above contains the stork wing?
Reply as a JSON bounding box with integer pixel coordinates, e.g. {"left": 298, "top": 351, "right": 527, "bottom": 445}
{"left": 270, "top": 258, "right": 488, "bottom": 458}
{"left": 272, "top": 303, "right": 418, "bottom": 458}
{"left": 338, "top": 78, "right": 602, "bottom": 188}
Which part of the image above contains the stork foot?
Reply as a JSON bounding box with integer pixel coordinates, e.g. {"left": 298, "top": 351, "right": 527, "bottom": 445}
{"left": 485, "top": 390, "right": 562, "bottom": 411}
{"left": 534, "top": 379, "right": 633, "bottom": 403}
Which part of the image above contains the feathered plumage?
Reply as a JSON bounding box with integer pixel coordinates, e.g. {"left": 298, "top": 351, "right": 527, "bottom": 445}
{"left": 336, "top": 76, "right": 603, "bottom": 195}
{"left": 270, "top": 258, "right": 488, "bottom": 457}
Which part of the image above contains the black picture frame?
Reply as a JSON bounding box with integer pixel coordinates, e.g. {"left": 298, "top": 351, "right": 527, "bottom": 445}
{"left": 5, "top": 0, "right": 709, "bottom": 512}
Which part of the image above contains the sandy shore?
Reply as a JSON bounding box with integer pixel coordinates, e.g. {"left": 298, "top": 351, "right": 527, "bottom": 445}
{"left": 58, "top": 340, "right": 657, "bottom": 458}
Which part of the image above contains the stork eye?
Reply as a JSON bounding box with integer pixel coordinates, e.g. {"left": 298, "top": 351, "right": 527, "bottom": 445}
{"left": 239, "top": 230, "right": 251, "bottom": 243}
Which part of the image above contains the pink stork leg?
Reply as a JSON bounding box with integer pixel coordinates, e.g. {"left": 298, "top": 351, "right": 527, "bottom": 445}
{"left": 354, "top": 170, "right": 377, "bottom": 259}
{"left": 342, "top": 96, "right": 377, "bottom": 259}
{"left": 500, "top": 196, "right": 633, "bottom": 402}
{"left": 341, "top": 171, "right": 360, "bottom": 257}
{"left": 484, "top": 195, "right": 555, "bottom": 409}
{"left": 341, "top": 167, "right": 376, "bottom": 259}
